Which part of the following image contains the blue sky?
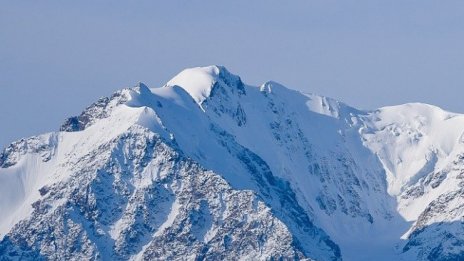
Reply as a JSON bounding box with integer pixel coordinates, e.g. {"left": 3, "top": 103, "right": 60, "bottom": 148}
{"left": 1, "top": 1, "right": 464, "bottom": 148}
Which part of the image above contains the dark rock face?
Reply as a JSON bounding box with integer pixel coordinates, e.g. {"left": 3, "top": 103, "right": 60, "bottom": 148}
{"left": 0, "top": 126, "right": 337, "bottom": 260}
{"left": 403, "top": 222, "right": 464, "bottom": 261}
{"left": 0, "top": 134, "right": 57, "bottom": 168}
{"left": 60, "top": 92, "right": 128, "bottom": 132}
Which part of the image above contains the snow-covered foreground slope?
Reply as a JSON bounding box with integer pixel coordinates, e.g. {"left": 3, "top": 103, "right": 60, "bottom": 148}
{"left": 1, "top": 65, "right": 463, "bottom": 260}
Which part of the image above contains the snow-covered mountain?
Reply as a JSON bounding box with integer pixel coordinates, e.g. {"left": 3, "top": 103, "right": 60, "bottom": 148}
{"left": 1, "top": 65, "right": 463, "bottom": 261}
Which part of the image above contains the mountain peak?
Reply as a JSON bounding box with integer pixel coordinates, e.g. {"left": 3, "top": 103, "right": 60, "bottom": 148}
{"left": 165, "top": 65, "right": 244, "bottom": 105}
{"left": 3, "top": 66, "right": 464, "bottom": 260}
{"left": 135, "top": 81, "right": 149, "bottom": 90}
{"left": 134, "top": 81, "right": 151, "bottom": 95}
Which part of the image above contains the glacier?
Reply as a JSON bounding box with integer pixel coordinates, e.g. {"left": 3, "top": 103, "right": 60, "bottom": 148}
{"left": 1, "top": 65, "right": 463, "bottom": 260}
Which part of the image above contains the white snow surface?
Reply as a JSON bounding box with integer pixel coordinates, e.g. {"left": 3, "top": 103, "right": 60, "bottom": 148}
{"left": 1, "top": 65, "right": 464, "bottom": 260}
{"left": 165, "top": 65, "right": 221, "bottom": 105}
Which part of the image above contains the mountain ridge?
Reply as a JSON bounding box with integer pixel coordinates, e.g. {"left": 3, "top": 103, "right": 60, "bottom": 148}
{"left": 1, "top": 65, "right": 463, "bottom": 260}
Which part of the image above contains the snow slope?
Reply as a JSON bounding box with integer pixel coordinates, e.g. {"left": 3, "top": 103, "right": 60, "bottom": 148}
{"left": 1, "top": 65, "right": 463, "bottom": 260}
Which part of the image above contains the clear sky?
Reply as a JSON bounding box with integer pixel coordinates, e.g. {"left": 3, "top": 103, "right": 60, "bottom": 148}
{"left": 1, "top": 1, "right": 464, "bottom": 148}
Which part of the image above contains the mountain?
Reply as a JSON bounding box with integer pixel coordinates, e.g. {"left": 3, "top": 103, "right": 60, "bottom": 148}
{"left": 1, "top": 65, "right": 463, "bottom": 261}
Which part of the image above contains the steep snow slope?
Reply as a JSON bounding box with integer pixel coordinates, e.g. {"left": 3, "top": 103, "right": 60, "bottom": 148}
{"left": 162, "top": 67, "right": 405, "bottom": 260}
{"left": 359, "top": 104, "right": 464, "bottom": 260}
{"left": 0, "top": 82, "right": 339, "bottom": 261}
{"left": 1, "top": 65, "right": 463, "bottom": 260}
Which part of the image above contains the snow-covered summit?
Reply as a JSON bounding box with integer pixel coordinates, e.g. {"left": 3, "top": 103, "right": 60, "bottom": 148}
{"left": 1, "top": 65, "right": 464, "bottom": 261}
{"left": 164, "top": 65, "right": 245, "bottom": 106}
